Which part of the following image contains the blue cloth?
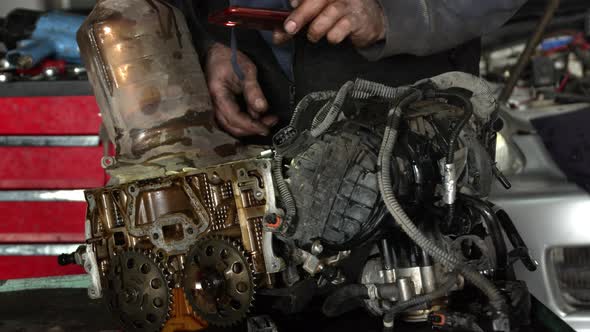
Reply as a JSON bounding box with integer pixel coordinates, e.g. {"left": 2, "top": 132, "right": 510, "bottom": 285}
{"left": 233, "top": 0, "right": 294, "bottom": 80}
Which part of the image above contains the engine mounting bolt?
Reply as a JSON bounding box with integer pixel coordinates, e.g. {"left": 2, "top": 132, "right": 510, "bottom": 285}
{"left": 101, "top": 156, "right": 117, "bottom": 169}
{"left": 255, "top": 191, "right": 264, "bottom": 200}
{"left": 311, "top": 240, "right": 324, "bottom": 255}
{"left": 209, "top": 172, "right": 222, "bottom": 184}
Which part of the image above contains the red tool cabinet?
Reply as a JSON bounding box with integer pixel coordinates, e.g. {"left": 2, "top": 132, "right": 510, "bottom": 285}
{"left": 0, "top": 82, "right": 105, "bottom": 279}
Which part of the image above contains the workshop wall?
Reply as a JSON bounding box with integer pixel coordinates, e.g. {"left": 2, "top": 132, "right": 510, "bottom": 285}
{"left": 0, "top": 1, "right": 44, "bottom": 17}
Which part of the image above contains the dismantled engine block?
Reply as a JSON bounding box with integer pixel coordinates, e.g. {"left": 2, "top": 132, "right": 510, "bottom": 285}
{"left": 61, "top": 1, "right": 539, "bottom": 331}
{"left": 67, "top": 73, "right": 538, "bottom": 332}
{"left": 84, "top": 158, "right": 280, "bottom": 328}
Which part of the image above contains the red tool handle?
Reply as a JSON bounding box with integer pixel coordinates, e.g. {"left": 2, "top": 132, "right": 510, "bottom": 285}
{"left": 208, "top": 6, "right": 291, "bottom": 31}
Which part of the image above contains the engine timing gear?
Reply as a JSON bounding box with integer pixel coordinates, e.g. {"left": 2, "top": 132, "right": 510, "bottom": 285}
{"left": 183, "top": 236, "right": 255, "bottom": 327}
{"left": 105, "top": 248, "right": 172, "bottom": 332}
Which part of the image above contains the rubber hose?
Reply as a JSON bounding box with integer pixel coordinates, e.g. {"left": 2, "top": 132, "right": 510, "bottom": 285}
{"left": 446, "top": 203, "right": 456, "bottom": 232}
{"left": 460, "top": 194, "right": 508, "bottom": 273}
{"left": 272, "top": 153, "right": 296, "bottom": 233}
{"left": 323, "top": 283, "right": 400, "bottom": 318}
{"left": 382, "top": 272, "right": 459, "bottom": 329}
{"left": 435, "top": 91, "right": 474, "bottom": 231}
{"left": 427, "top": 72, "right": 497, "bottom": 120}
{"left": 435, "top": 92, "right": 474, "bottom": 164}
{"left": 322, "top": 284, "right": 369, "bottom": 317}
{"left": 310, "top": 81, "right": 354, "bottom": 137}
{"left": 377, "top": 92, "right": 507, "bottom": 321}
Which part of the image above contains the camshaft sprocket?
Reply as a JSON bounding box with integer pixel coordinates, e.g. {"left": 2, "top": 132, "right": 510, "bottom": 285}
{"left": 105, "top": 248, "right": 172, "bottom": 332}
{"left": 183, "top": 236, "right": 255, "bottom": 327}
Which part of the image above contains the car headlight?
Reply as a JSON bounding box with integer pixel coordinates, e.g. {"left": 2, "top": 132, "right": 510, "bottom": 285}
{"left": 549, "top": 246, "right": 590, "bottom": 312}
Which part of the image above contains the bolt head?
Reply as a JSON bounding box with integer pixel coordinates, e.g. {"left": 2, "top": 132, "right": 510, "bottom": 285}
{"left": 311, "top": 241, "right": 324, "bottom": 255}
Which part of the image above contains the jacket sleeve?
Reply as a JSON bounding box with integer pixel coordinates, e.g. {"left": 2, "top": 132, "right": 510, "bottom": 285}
{"left": 177, "top": 0, "right": 217, "bottom": 62}
{"left": 358, "top": 0, "right": 527, "bottom": 61}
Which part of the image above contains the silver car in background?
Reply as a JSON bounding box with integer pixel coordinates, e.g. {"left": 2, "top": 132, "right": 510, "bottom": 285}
{"left": 491, "top": 102, "right": 590, "bottom": 332}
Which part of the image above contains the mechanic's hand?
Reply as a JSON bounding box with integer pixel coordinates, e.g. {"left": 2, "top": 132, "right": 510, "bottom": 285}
{"left": 273, "top": 0, "right": 386, "bottom": 48}
{"left": 206, "top": 43, "right": 278, "bottom": 137}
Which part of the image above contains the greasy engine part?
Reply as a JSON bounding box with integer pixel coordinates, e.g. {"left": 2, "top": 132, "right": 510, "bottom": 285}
{"left": 78, "top": 157, "right": 282, "bottom": 330}
{"left": 104, "top": 249, "right": 172, "bottom": 332}
{"left": 84, "top": 157, "right": 279, "bottom": 277}
{"left": 183, "top": 236, "right": 256, "bottom": 327}
{"left": 77, "top": 0, "right": 253, "bottom": 181}
{"left": 65, "top": 0, "right": 532, "bottom": 331}
{"left": 162, "top": 288, "right": 208, "bottom": 332}
{"left": 282, "top": 86, "right": 504, "bottom": 324}
{"left": 286, "top": 121, "right": 382, "bottom": 249}
{"left": 271, "top": 75, "right": 529, "bottom": 331}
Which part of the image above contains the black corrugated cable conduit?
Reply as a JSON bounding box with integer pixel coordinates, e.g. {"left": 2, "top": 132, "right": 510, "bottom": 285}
{"left": 272, "top": 79, "right": 409, "bottom": 233}
{"left": 272, "top": 153, "right": 296, "bottom": 234}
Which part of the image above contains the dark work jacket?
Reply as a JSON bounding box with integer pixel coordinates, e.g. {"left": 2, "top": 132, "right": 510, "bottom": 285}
{"left": 181, "top": 1, "right": 480, "bottom": 143}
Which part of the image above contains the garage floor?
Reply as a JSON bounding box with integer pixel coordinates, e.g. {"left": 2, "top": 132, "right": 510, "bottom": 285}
{"left": 0, "top": 289, "right": 573, "bottom": 332}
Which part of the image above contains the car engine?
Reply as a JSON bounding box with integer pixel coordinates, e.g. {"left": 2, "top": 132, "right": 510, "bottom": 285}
{"left": 61, "top": 1, "right": 538, "bottom": 331}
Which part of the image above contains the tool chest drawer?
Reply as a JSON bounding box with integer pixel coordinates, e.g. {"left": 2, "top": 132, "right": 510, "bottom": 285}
{"left": 0, "top": 82, "right": 103, "bottom": 279}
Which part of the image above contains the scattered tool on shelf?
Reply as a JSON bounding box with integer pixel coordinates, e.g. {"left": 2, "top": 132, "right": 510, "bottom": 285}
{"left": 0, "top": 9, "right": 86, "bottom": 82}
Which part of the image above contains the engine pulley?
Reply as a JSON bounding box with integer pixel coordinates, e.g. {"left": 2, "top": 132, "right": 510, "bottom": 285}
{"left": 104, "top": 249, "right": 172, "bottom": 332}
{"left": 183, "top": 236, "right": 256, "bottom": 327}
